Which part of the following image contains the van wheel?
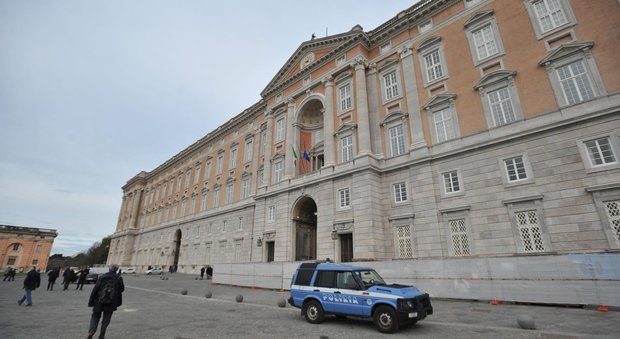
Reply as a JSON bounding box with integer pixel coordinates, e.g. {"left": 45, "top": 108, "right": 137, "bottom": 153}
{"left": 373, "top": 305, "right": 399, "bottom": 333}
{"left": 303, "top": 300, "right": 324, "bottom": 324}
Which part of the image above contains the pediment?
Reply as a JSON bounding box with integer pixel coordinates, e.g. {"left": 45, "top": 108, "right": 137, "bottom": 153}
{"left": 423, "top": 93, "right": 456, "bottom": 110}
{"left": 335, "top": 123, "right": 357, "bottom": 135}
{"left": 463, "top": 9, "right": 495, "bottom": 28}
{"left": 261, "top": 26, "right": 371, "bottom": 98}
{"left": 417, "top": 36, "right": 442, "bottom": 51}
{"left": 381, "top": 111, "right": 409, "bottom": 126}
{"left": 474, "top": 69, "right": 516, "bottom": 90}
{"left": 539, "top": 41, "right": 594, "bottom": 65}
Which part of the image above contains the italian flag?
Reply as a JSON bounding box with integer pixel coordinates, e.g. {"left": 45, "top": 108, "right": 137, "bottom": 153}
{"left": 291, "top": 145, "right": 299, "bottom": 167}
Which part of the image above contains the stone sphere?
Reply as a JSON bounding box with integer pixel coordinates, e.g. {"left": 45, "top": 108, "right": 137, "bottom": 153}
{"left": 277, "top": 299, "right": 286, "bottom": 307}
{"left": 516, "top": 314, "right": 535, "bottom": 329}
{"left": 205, "top": 291, "right": 212, "bottom": 298}
{"left": 235, "top": 294, "right": 243, "bottom": 303}
{"left": 181, "top": 289, "right": 188, "bottom": 295}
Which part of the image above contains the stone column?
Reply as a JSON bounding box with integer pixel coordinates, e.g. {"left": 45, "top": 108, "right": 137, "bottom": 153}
{"left": 366, "top": 63, "right": 382, "bottom": 156}
{"left": 262, "top": 110, "right": 274, "bottom": 187}
{"left": 353, "top": 57, "right": 371, "bottom": 155}
{"left": 285, "top": 99, "right": 296, "bottom": 179}
{"left": 250, "top": 128, "right": 260, "bottom": 195}
{"left": 400, "top": 43, "right": 426, "bottom": 151}
{"left": 130, "top": 189, "right": 144, "bottom": 228}
{"left": 322, "top": 77, "right": 335, "bottom": 167}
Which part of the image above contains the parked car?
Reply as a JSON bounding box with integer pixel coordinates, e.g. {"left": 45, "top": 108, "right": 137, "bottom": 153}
{"left": 145, "top": 267, "right": 164, "bottom": 275}
{"left": 121, "top": 267, "right": 136, "bottom": 274}
{"left": 85, "top": 271, "right": 99, "bottom": 284}
{"left": 288, "top": 262, "right": 433, "bottom": 333}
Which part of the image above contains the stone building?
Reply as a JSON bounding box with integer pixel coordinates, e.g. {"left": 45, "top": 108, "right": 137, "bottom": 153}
{"left": 1, "top": 224, "right": 57, "bottom": 272}
{"left": 108, "top": 0, "right": 620, "bottom": 305}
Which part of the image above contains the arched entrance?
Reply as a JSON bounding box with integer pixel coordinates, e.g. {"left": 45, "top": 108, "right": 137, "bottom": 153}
{"left": 297, "top": 98, "right": 324, "bottom": 175}
{"left": 292, "top": 196, "right": 317, "bottom": 261}
{"left": 172, "top": 229, "right": 182, "bottom": 269}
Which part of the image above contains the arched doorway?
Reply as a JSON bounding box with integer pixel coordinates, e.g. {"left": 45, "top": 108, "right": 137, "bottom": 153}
{"left": 172, "top": 229, "right": 182, "bottom": 269}
{"left": 292, "top": 196, "right": 317, "bottom": 261}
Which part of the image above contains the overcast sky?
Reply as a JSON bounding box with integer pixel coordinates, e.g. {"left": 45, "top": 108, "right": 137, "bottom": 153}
{"left": 0, "top": 0, "right": 417, "bottom": 256}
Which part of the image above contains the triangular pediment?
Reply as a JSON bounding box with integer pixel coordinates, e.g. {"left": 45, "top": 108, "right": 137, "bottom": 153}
{"left": 423, "top": 93, "right": 457, "bottom": 110}
{"left": 539, "top": 41, "right": 594, "bottom": 65}
{"left": 463, "top": 9, "right": 495, "bottom": 28}
{"left": 261, "top": 26, "right": 370, "bottom": 98}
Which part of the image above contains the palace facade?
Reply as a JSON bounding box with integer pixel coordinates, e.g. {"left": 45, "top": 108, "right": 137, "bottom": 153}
{"left": 108, "top": 0, "right": 620, "bottom": 305}
{"left": 1, "top": 225, "right": 57, "bottom": 272}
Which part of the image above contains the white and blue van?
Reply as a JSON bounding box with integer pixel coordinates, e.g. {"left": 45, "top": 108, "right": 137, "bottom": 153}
{"left": 288, "top": 262, "right": 433, "bottom": 333}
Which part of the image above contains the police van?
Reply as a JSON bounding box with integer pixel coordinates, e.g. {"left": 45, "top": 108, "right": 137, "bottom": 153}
{"left": 288, "top": 262, "right": 433, "bottom": 333}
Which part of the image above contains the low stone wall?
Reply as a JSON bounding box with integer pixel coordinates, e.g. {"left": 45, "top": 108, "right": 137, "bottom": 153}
{"left": 214, "top": 253, "right": 620, "bottom": 307}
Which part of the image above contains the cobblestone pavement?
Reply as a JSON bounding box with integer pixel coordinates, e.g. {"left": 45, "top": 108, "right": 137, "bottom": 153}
{"left": 1, "top": 273, "right": 618, "bottom": 338}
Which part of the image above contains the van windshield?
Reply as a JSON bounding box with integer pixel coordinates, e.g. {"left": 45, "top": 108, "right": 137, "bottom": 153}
{"left": 353, "top": 270, "right": 386, "bottom": 288}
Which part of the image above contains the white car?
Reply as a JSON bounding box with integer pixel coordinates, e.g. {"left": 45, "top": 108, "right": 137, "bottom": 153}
{"left": 145, "top": 268, "right": 164, "bottom": 275}
{"left": 121, "top": 267, "right": 136, "bottom": 274}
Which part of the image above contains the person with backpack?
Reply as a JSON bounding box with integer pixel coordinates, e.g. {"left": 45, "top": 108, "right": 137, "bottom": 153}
{"left": 87, "top": 264, "right": 124, "bottom": 339}
{"left": 47, "top": 267, "right": 60, "bottom": 291}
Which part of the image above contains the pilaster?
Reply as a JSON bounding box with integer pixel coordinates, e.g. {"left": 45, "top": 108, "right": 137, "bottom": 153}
{"left": 322, "top": 77, "right": 335, "bottom": 167}
{"left": 353, "top": 57, "right": 372, "bottom": 155}
{"left": 400, "top": 42, "right": 427, "bottom": 153}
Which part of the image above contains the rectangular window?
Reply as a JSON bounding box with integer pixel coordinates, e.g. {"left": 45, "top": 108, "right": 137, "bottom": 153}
{"left": 395, "top": 225, "right": 413, "bottom": 258}
{"left": 419, "top": 20, "right": 432, "bottom": 33}
{"left": 339, "top": 83, "right": 352, "bottom": 111}
{"left": 389, "top": 125, "right": 406, "bottom": 157}
{"left": 584, "top": 137, "right": 617, "bottom": 167}
{"left": 194, "top": 167, "right": 201, "bottom": 185}
{"left": 241, "top": 178, "right": 250, "bottom": 198}
{"left": 181, "top": 200, "right": 186, "bottom": 217}
{"left": 191, "top": 196, "right": 196, "bottom": 214}
{"left": 32, "top": 259, "right": 39, "bottom": 266}
{"left": 433, "top": 109, "right": 456, "bottom": 142}
{"left": 12, "top": 243, "right": 20, "bottom": 251}
{"left": 443, "top": 171, "right": 461, "bottom": 194}
{"left": 488, "top": 87, "right": 516, "bottom": 126}
{"left": 504, "top": 156, "right": 528, "bottom": 182}
{"left": 268, "top": 205, "right": 276, "bottom": 222}
{"left": 449, "top": 218, "right": 470, "bottom": 256}
{"left": 230, "top": 148, "right": 238, "bottom": 168}
{"left": 383, "top": 71, "right": 399, "bottom": 100}
{"left": 603, "top": 200, "right": 620, "bottom": 247}
{"left": 238, "top": 217, "right": 244, "bottom": 230}
{"left": 276, "top": 117, "right": 285, "bottom": 142}
{"left": 201, "top": 192, "right": 207, "bottom": 211}
{"left": 274, "top": 161, "right": 284, "bottom": 183}
{"left": 472, "top": 24, "right": 498, "bottom": 60}
{"left": 340, "top": 135, "right": 353, "bottom": 162}
{"left": 36, "top": 244, "right": 43, "bottom": 253}
{"left": 339, "top": 188, "right": 350, "bottom": 208}
{"left": 205, "top": 161, "right": 212, "bottom": 179}
{"left": 7, "top": 256, "right": 17, "bottom": 266}
{"left": 557, "top": 60, "right": 595, "bottom": 105}
{"left": 244, "top": 141, "right": 253, "bottom": 162}
{"left": 393, "top": 182, "right": 408, "bottom": 203}
{"left": 424, "top": 49, "right": 444, "bottom": 82}
{"left": 177, "top": 174, "right": 183, "bottom": 193}
{"left": 222, "top": 220, "right": 227, "bottom": 232}
{"left": 172, "top": 203, "right": 178, "bottom": 220}
{"left": 515, "top": 210, "right": 545, "bottom": 252}
{"left": 226, "top": 183, "right": 234, "bottom": 204}
{"left": 258, "top": 169, "right": 264, "bottom": 186}
{"left": 533, "top": 0, "right": 568, "bottom": 33}
{"left": 216, "top": 156, "right": 223, "bottom": 175}
{"left": 261, "top": 131, "right": 267, "bottom": 155}
{"left": 213, "top": 187, "right": 220, "bottom": 207}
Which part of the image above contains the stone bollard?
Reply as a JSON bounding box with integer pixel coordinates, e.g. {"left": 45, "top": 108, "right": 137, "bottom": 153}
{"left": 235, "top": 294, "right": 243, "bottom": 303}
{"left": 205, "top": 291, "right": 212, "bottom": 298}
{"left": 181, "top": 289, "right": 188, "bottom": 295}
{"left": 516, "top": 314, "right": 535, "bottom": 329}
{"left": 277, "top": 299, "right": 286, "bottom": 307}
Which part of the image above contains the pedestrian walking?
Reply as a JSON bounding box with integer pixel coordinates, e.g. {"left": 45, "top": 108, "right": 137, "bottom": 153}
{"left": 76, "top": 268, "right": 88, "bottom": 290}
{"left": 18, "top": 266, "right": 41, "bottom": 306}
{"left": 200, "top": 266, "right": 205, "bottom": 280}
{"left": 63, "top": 267, "right": 75, "bottom": 290}
{"left": 8, "top": 268, "right": 16, "bottom": 281}
{"left": 87, "top": 264, "right": 124, "bottom": 339}
{"left": 3, "top": 267, "right": 11, "bottom": 281}
{"left": 47, "top": 268, "right": 60, "bottom": 291}
{"left": 206, "top": 265, "right": 213, "bottom": 279}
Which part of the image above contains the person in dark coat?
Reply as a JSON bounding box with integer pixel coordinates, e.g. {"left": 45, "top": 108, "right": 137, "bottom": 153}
{"left": 206, "top": 265, "right": 213, "bottom": 279}
{"left": 47, "top": 268, "right": 60, "bottom": 290}
{"left": 200, "top": 266, "right": 205, "bottom": 280}
{"left": 76, "top": 268, "right": 89, "bottom": 290}
{"left": 18, "top": 266, "right": 41, "bottom": 306}
{"left": 87, "top": 264, "right": 124, "bottom": 339}
{"left": 63, "top": 267, "right": 75, "bottom": 290}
